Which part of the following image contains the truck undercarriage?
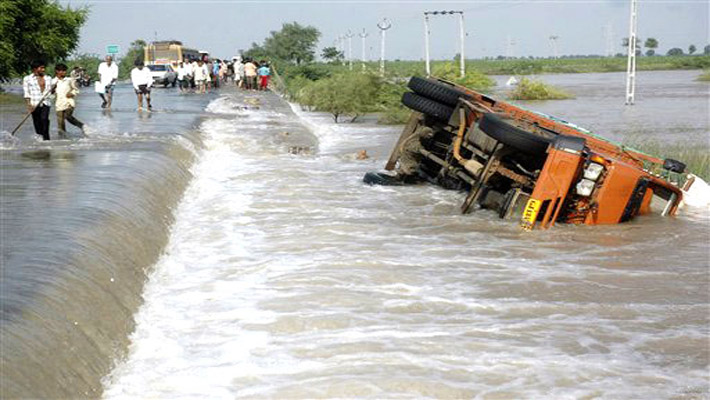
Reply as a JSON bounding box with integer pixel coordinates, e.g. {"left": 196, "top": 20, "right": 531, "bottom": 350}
{"left": 365, "top": 77, "right": 696, "bottom": 230}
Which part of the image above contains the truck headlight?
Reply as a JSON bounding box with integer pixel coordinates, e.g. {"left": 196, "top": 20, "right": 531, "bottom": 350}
{"left": 576, "top": 179, "right": 596, "bottom": 196}
{"left": 583, "top": 163, "right": 604, "bottom": 181}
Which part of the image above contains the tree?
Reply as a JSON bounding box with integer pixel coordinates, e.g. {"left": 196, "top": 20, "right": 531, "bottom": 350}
{"left": 0, "top": 0, "right": 88, "bottom": 81}
{"left": 644, "top": 38, "right": 659, "bottom": 50}
{"left": 299, "top": 73, "right": 382, "bottom": 122}
{"left": 667, "top": 48, "right": 684, "bottom": 56}
{"left": 622, "top": 37, "right": 642, "bottom": 51}
{"left": 688, "top": 44, "right": 696, "bottom": 55}
{"left": 321, "top": 46, "right": 343, "bottom": 64}
{"left": 705, "top": 45, "right": 710, "bottom": 55}
{"left": 118, "top": 39, "right": 146, "bottom": 79}
{"left": 644, "top": 38, "right": 658, "bottom": 56}
{"left": 261, "top": 22, "right": 320, "bottom": 65}
{"left": 243, "top": 42, "right": 269, "bottom": 62}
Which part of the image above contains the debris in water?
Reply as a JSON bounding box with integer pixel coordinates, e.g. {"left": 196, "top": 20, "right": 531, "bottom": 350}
{"left": 289, "top": 146, "right": 312, "bottom": 155}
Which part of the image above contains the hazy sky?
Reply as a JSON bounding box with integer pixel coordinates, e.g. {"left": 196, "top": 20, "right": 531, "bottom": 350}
{"left": 62, "top": 0, "right": 709, "bottom": 60}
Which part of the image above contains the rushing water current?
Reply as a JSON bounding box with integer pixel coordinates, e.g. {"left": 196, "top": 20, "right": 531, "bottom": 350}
{"left": 2, "top": 70, "right": 709, "bottom": 399}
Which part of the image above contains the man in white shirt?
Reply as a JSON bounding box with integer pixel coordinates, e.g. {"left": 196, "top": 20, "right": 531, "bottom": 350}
{"left": 97, "top": 55, "right": 119, "bottom": 109}
{"left": 176, "top": 61, "right": 189, "bottom": 92}
{"left": 233, "top": 57, "right": 244, "bottom": 88}
{"left": 22, "top": 59, "right": 54, "bottom": 140}
{"left": 53, "top": 63, "right": 85, "bottom": 138}
{"left": 193, "top": 59, "right": 209, "bottom": 94}
{"left": 130, "top": 61, "right": 153, "bottom": 111}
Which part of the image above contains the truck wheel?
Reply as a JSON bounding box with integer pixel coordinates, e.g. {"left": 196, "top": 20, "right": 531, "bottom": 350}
{"left": 478, "top": 113, "right": 553, "bottom": 155}
{"left": 663, "top": 158, "right": 686, "bottom": 173}
{"left": 363, "top": 171, "right": 405, "bottom": 186}
{"left": 402, "top": 92, "right": 455, "bottom": 122}
{"left": 407, "top": 77, "right": 469, "bottom": 106}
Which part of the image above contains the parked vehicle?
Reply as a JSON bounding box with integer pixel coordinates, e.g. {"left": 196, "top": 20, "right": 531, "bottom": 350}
{"left": 79, "top": 71, "right": 91, "bottom": 87}
{"left": 365, "top": 77, "right": 703, "bottom": 230}
{"left": 147, "top": 64, "right": 177, "bottom": 87}
{"left": 144, "top": 40, "right": 199, "bottom": 66}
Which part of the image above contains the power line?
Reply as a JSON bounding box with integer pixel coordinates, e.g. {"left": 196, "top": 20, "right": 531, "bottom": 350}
{"left": 423, "top": 10, "right": 465, "bottom": 77}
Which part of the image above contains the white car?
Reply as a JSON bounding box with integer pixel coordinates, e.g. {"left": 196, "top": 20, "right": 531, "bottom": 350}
{"left": 147, "top": 64, "right": 177, "bottom": 87}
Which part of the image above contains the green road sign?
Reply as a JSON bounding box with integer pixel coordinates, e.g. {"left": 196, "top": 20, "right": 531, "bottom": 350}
{"left": 106, "top": 45, "right": 120, "bottom": 55}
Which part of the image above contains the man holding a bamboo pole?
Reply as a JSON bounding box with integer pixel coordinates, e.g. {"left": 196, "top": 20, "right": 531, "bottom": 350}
{"left": 22, "top": 60, "right": 54, "bottom": 141}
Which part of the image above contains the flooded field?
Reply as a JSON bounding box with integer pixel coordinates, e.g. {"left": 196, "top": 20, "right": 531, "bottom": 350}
{"left": 1, "top": 70, "right": 709, "bottom": 399}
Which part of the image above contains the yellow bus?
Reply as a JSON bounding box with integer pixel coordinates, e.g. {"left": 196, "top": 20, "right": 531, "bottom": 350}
{"left": 144, "top": 41, "right": 200, "bottom": 65}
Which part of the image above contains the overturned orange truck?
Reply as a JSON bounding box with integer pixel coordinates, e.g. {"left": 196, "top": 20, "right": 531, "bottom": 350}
{"left": 365, "top": 77, "right": 701, "bottom": 230}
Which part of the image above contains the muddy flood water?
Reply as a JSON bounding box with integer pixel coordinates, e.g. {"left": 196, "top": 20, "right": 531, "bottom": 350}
{"left": 1, "top": 70, "right": 709, "bottom": 399}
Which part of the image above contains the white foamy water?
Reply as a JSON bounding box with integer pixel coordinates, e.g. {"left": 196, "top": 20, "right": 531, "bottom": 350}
{"left": 103, "top": 92, "right": 709, "bottom": 399}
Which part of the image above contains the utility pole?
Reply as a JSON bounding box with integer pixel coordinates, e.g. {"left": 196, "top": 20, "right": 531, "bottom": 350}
{"left": 625, "top": 0, "right": 638, "bottom": 105}
{"left": 423, "top": 10, "right": 465, "bottom": 78}
{"left": 338, "top": 35, "right": 346, "bottom": 66}
{"left": 604, "top": 22, "right": 614, "bottom": 57}
{"left": 506, "top": 36, "right": 516, "bottom": 59}
{"left": 458, "top": 12, "right": 465, "bottom": 77}
{"left": 424, "top": 13, "right": 431, "bottom": 76}
{"left": 359, "top": 29, "right": 369, "bottom": 71}
{"left": 346, "top": 30, "right": 354, "bottom": 71}
{"left": 377, "top": 18, "right": 391, "bottom": 77}
{"left": 549, "top": 35, "right": 559, "bottom": 59}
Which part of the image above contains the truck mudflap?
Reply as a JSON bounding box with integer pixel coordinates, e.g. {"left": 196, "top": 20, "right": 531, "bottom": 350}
{"left": 521, "top": 135, "right": 586, "bottom": 231}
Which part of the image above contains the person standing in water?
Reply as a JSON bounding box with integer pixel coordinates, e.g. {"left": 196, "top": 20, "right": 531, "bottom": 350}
{"left": 53, "top": 63, "right": 85, "bottom": 138}
{"left": 130, "top": 61, "right": 153, "bottom": 111}
{"left": 243, "top": 58, "right": 257, "bottom": 90}
{"left": 176, "top": 61, "right": 189, "bottom": 92}
{"left": 257, "top": 61, "right": 270, "bottom": 91}
{"left": 97, "top": 55, "right": 118, "bottom": 109}
{"left": 22, "top": 59, "right": 53, "bottom": 141}
{"left": 233, "top": 57, "right": 244, "bottom": 88}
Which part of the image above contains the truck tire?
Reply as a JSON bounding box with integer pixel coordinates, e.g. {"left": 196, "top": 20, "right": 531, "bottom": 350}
{"left": 407, "top": 77, "right": 468, "bottom": 106}
{"left": 402, "top": 92, "right": 455, "bottom": 122}
{"left": 363, "top": 171, "right": 405, "bottom": 186}
{"left": 663, "top": 158, "right": 686, "bottom": 173}
{"left": 478, "top": 113, "right": 553, "bottom": 155}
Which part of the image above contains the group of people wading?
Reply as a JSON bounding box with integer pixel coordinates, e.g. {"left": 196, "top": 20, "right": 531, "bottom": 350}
{"left": 233, "top": 57, "right": 271, "bottom": 91}
{"left": 21, "top": 54, "right": 273, "bottom": 141}
{"left": 173, "top": 57, "right": 271, "bottom": 94}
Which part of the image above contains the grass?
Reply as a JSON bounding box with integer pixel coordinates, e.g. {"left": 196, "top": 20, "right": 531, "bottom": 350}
{"left": 374, "top": 55, "right": 710, "bottom": 77}
{"left": 430, "top": 62, "right": 496, "bottom": 91}
{"left": 507, "top": 78, "right": 574, "bottom": 100}
{"left": 624, "top": 138, "right": 710, "bottom": 181}
{"left": 696, "top": 70, "right": 710, "bottom": 81}
{"left": 0, "top": 91, "right": 24, "bottom": 105}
